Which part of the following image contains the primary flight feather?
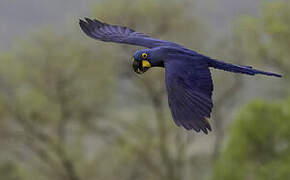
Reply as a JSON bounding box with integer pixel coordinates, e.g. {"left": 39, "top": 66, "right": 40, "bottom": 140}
{"left": 79, "top": 18, "right": 281, "bottom": 134}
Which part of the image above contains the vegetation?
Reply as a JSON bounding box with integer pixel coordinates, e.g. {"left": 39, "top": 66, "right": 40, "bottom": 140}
{"left": 0, "top": 0, "right": 288, "bottom": 180}
{"left": 212, "top": 2, "right": 290, "bottom": 179}
{"left": 0, "top": 32, "right": 116, "bottom": 180}
{"left": 213, "top": 99, "right": 290, "bottom": 180}
{"left": 232, "top": 1, "right": 290, "bottom": 76}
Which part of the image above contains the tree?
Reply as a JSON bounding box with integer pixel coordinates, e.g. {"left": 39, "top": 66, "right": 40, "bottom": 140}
{"left": 0, "top": 0, "right": 210, "bottom": 178}
{"left": 232, "top": 1, "right": 290, "bottom": 76}
{"left": 212, "top": 98, "right": 290, "bottom": 180}
{"left": 210, "top": 1, "right": 290, "bottom": 157}
{"left": 2, "top": 0, "right": 287, "bottom": 179}
{"left": 0, "top": 162, "right": 21, "bottom": 180}
{"left": 0, "top": 31, "right": 116, "bottom": 180}
{"left": 90, "top": 0, "right": 212, "bottom": 180}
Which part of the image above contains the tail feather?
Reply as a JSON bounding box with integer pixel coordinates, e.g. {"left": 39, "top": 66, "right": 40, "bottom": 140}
{"left": 208, "top": 59, "right": 282, "bottom": 78}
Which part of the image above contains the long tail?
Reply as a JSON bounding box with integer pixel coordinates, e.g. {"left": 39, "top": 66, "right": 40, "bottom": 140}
{"left": 208, "top": 59, "right": 282, "bottom": 77}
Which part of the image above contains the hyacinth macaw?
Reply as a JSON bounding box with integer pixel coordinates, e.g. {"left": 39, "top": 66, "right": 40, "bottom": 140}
{"left": 79, "top": 18, "right": 281, "bottom": 134}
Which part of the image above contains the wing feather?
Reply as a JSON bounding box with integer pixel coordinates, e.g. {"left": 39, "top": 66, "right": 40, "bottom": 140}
{"left": 79, "top": 18, "right": 182, "bottom": 48}
{"left": 165, "top": 57, "right": 213, "bottom": 134}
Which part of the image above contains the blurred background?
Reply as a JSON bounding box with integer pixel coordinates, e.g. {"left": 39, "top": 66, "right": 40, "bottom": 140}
{"left": 0, "top": 0, "right": 289, "bottom": 179}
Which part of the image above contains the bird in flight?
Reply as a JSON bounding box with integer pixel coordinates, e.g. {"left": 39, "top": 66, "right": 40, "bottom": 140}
{"left": 79, "top": 18, "right": 281, "bottom": 134}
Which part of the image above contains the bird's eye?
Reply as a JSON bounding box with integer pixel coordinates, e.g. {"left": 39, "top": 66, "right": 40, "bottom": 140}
{"left": 141, "top": 53, "right": 148, "bottom": 59}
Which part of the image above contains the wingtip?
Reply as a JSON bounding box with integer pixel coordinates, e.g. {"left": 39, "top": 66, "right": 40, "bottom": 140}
{"left": 79, "top": 19, "right": 87, "bottom": 29}
{"left": 79, "top": 18, "right": 85, "bottom": 25}
{"left": 84, "top": 17, "right": 96, "bottom": 25}
{"left": 192, "top": 126, "right": 211, "bottom": 134}
{"left": 78, "top": 17, "right": 93, "bottom": 24}
{"left": 79, "top": 17, "right": 104, "bottom": 27}
{"left": 205, "top": 118, "right": 212, "bottom": 132}
{"left": 201, "top": 128, "right": 208, "bottom": 134}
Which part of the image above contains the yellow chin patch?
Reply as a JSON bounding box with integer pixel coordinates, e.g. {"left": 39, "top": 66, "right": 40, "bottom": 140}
{"left": 142, "top": 60, "right": 151, "bottom": 68}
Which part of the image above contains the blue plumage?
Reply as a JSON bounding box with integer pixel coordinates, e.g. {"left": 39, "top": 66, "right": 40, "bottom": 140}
{"left": 79, "top": 18, "right": 281, "bottom": 134}
{"left": 208, "top": 58, "right": 281, "bottom": 77}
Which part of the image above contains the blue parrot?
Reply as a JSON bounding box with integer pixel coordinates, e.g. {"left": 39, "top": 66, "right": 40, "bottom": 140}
{"left": 79, "top": 18, "right": 281, "bottom": 134}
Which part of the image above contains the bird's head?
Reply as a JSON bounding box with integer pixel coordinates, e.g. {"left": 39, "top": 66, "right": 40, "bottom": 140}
{"left": 132, "top": 49, "right": 164, "bottom": 74}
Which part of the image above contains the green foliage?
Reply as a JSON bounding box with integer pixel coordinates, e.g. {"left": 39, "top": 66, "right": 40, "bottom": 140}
{"left": 93, "top": 0, "right": 207, "bottom": 50}
{"left": 0, "top": 31, "right": 115, "bottom": 124}
{"left": 89, "top": 1, "right": 211, "bottom": 180}
{"left": 0, "top": 31, "right": 117, "bottom": 180}
{"left": 0, "top": 1, "right": 210, "bottom": 180}
{"left": 1, "top": 0, "right": 287, "bottom": 179}
{"left": 0, "top": 162, "right": 21, "bottom": 180}
{"left": 233, "top": 1, "right": 290, "bottom": 75}
{"left": 213, "top": 98, "right": 290, "bottom": 180}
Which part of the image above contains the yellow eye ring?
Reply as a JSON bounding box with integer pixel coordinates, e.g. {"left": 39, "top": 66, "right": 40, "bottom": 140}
{"left": 141, "top": 53, "right": 148, "bottom": 59}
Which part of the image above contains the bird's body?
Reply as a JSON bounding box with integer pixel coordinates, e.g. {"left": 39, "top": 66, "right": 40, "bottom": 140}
{"left": 79, "top": 18, "right": 281, "bottom": 134}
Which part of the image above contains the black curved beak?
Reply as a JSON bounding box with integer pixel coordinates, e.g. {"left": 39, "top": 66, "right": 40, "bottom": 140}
{"left": 132, "top": 59, "right": 150, "bottom": 74}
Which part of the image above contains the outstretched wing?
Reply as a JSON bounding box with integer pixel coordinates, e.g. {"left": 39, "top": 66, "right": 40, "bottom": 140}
{"left": 79, "top": 18, "right": 182, "bottom": 48}
{"left": 165, "top": 55, "right": 213, "bottom": 134}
